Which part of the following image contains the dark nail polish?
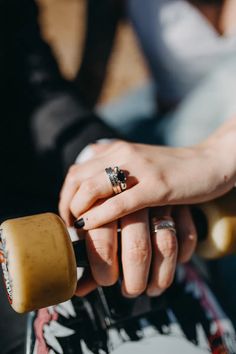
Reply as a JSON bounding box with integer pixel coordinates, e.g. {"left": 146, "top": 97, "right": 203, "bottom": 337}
{"left": 74, "top": 218, "right": 85, "bottom": 229}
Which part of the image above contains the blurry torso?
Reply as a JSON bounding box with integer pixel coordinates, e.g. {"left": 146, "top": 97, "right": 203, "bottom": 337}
{"left": 127, "top": 0, "right": 236, "bottom": 107}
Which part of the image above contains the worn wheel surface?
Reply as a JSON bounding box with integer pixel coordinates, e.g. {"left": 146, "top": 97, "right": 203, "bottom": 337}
{"left": 0, "top": 213, "right": 77, "bottom": 313}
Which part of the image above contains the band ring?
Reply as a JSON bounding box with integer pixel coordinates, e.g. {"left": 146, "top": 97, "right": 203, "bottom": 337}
{"left": 105, "top": 166, "right": 127, "bottom": 194}
{"left": 151, "top": 217, "right": 176, "bottom": 234}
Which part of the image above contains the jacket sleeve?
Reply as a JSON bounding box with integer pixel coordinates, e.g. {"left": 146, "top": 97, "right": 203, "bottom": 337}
{"left": 7, "top": 0, "right": 121, "bottom": 173}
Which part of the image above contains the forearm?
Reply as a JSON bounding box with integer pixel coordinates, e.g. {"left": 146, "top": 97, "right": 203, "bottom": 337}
{"left": 200, "top": 116, "right": 236, "bottom": 191}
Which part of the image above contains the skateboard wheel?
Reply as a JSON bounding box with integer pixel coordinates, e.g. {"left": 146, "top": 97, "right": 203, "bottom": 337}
{"left": 0, "top": 213, "right": 77, "bottom": 313}
{"left": 196, "top": 190, "right": 236, "bottom": 259}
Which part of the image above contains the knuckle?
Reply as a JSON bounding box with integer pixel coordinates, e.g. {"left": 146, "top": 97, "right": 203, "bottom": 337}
{"left": 69, "top": 200, "right": 79, "bottom": 217}
{"left": 66, "top": 173, "right": 78, "bottom": 187}
{"left": 126, "top": 242, "right": 150, "bottom": 265}
{"left": 115, "top": 140, "right": 129, "bottom": 151}
{"left": 91, "top": 241, "right": 115, "bottom": 266}
{"left": 68, "top": 164, "right": 78, "bottom": 174}
{"left": 81, "top": 179, "right": 97, "bottom": 196}
{"left": 157, "top": 234, "right": 178, "bottom": 258}
{"left": 116, "top": 141, "right": 136, "bottom": 157}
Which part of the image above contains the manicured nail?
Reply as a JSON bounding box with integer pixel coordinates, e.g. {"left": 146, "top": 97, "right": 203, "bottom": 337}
{"left": 74, "top": 218, "right": 85, "bottom": 229}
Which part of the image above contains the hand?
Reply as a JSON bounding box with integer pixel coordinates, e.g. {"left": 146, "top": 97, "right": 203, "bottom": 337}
{"left": 59, "top": 140, "right": 235, "bottom": 230}
{"left": 75, "top": 205, "right": 197, "bottom": 297}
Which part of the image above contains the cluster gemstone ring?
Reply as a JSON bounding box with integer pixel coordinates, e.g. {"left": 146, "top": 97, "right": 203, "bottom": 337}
{"left": 105, "top": 166, "right": 127, "bottom": 195}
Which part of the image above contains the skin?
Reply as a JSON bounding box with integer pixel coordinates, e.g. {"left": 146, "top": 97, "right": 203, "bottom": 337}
{"left": 75, "top": 205, "right": 197, "bottom": 297}
{"left": 59, "top": 0, "right": 236, "bottom": 297}
{"left": 74, "top": 205, "right": 197, "bottom": 297}
{"left": 59, "top": 117, "right": 236, "bottom": 296}
{"left": 60, "top": 117, "right": 236, "bottom": 228}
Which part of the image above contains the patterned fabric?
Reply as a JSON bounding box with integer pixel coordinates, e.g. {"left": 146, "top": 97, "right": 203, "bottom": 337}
{"left": 29, "top": 263, "right": 236, "bottom": 354}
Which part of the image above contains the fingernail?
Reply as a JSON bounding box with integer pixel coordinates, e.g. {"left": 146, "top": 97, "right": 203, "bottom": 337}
{"left": 74, "top": 218, "right": 85, "bottom": 229}
{"left": 146, "top": 288, "right": 164, "bottom": 297}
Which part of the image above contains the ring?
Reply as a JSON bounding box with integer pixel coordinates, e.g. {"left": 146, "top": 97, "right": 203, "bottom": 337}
{"left": 105, "top": 166, "right": 127, "bottom": 194}
{"left": 151, "top": 217, "right": 176, "bottom": 234}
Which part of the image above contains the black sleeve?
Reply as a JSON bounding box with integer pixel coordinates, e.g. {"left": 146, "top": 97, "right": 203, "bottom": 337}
{"left": 6, "top": 0, "right": 121, "bottom": 173}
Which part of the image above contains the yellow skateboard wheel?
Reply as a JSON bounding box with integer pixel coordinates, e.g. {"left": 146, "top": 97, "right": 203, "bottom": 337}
{"left": 1, "top": 189, "right": 236, "bottom": 313}
{"left": 0, "top": 213, "right": 77, "bottom": 313}
{"left": 196, "top": 190, "right": 236, "bottom": 259}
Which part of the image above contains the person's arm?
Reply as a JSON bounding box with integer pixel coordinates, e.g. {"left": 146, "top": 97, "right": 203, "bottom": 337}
{"left": 59, "top": 116, "right": 236, "bottom": 229}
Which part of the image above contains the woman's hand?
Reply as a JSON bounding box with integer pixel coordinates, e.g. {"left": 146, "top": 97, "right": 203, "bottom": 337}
{"left": 64, "top": 141, "right": 198, "bottom": 298}
{"left": 59, "top": 138, "right": 236, "bottom": 230}
{"left": 75, "top": 205, "right": 197, "bottom": 297}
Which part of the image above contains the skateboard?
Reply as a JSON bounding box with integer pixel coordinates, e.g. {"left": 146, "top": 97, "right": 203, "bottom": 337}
{"left": 1, "top": 189, "right": 236, "bottom": 313}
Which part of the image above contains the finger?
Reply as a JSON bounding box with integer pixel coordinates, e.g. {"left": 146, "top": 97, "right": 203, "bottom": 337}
{"left": 69, "top": 171, "right": 115, "bottom": 219}
{"left": 74, "top": 184, "right": 146, "bottom": 230}
{"left": 174, "top": 206, "right": 197, "bottom": 263}
{"left": 121, "top": 209, "right": 151, "bottom": 297}
{"left": 70, "top": 167, "right": 136, "bottom": 220}
{"left": 86, "top": 221, "right": 119, "bottom": 286}
{"left": 59, "top": 160, "right": 112, "bottom": 225}
{"left": 59, "top": 140, "right": 137, "bottom": 225}
{"left": 59, "top": 159, "right": 113, "bottom": 226}
{"left": 75, "top": 269, "right": 98, "bottom": 297}
{"left": 147, "top": 208, "right": 178, "bottom": 297}
{"left": 59, "top": 165, "right": 83, "bottom": 225}
{"left": 59, "top": 156, "right": 114, "bottom": 225}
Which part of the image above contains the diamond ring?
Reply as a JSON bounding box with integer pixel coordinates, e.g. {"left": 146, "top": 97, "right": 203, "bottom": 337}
{"left": 105, "top": 166, "right": 127, "bottom": 195}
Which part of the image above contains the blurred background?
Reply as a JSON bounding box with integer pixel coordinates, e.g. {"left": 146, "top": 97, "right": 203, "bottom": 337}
{"left": 38, "top": 0, "right": 150, "bottom": 105}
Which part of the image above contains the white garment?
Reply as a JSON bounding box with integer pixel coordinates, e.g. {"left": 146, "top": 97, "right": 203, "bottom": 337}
{"left": 127, "top": 0, "right": 236, "bottom": 103}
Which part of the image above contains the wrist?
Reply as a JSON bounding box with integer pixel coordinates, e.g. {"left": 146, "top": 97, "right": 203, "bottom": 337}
{"left": 201, "top": 131, "right": 236, "bottom": 191}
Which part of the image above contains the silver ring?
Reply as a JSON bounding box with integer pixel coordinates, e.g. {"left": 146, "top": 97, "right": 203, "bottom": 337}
{"left": 151, "top": 217, "right": 176, "bottom": 234}
{"left": 105, "top": 166, "right": 127, "bottom": 194}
